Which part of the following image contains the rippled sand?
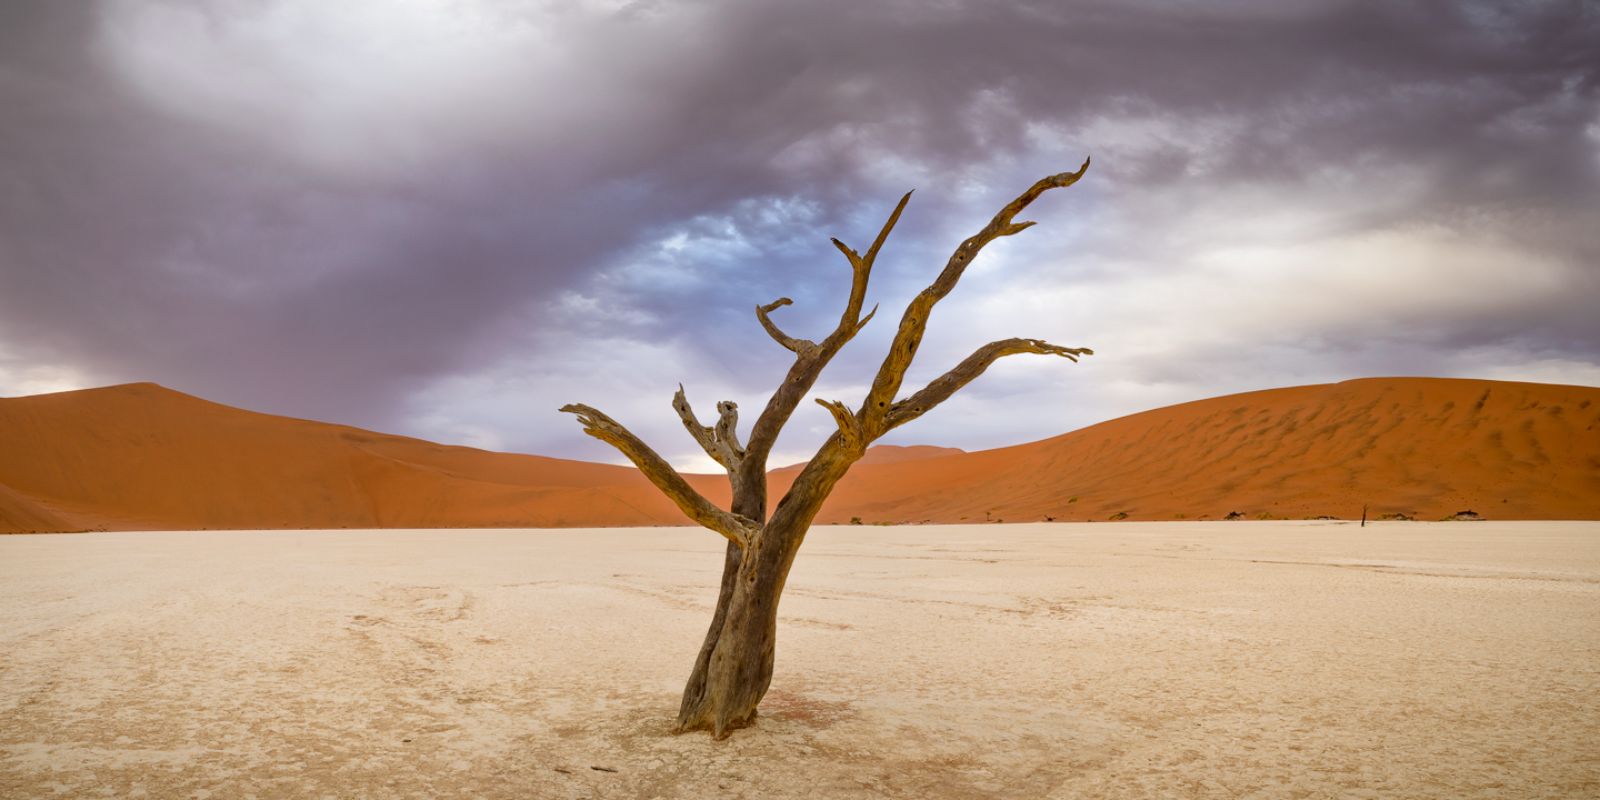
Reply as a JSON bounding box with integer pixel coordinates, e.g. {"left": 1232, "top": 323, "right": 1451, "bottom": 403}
{"left": 2, "top": 522, "right": 1596, "bottom": 798}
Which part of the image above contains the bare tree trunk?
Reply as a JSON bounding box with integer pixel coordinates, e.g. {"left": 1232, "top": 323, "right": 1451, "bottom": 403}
{"left": 676, "top": 504, "right": 794, "bottom": 737}
{"left": 675, "top": 541, "right": 744, "bottom": 729}
{"left": 680, "top": 548, "right": 781, "bottom": 737}
{"left": 676, "top": 438, "right": 860, "bottom": 737}
{"left": 677, "top": 461, "right": 768, "bottom": 732}
{"left": 679, "top": 544, "right": 804, "bottom": 736}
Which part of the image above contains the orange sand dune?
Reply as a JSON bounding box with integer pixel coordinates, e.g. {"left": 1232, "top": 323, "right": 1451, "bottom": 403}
{"left": 811, "top": 377, "right": 1600, "bottom": 523}
{"left": 0, "top": 383, "right": 734, "bottom": 532}
{"left": 2, "top": 377, "right": 1597, "bottom": 532}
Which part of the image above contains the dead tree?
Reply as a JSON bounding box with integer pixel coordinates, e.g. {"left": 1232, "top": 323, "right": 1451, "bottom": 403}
{"left": 561, "top": 159, "right": 1093, "bottom": 738}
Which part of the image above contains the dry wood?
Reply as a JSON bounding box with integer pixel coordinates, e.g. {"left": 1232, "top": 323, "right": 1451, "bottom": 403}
{"left": 859, "top": 158, "right": 1090, "bottom": 438}
{"left": 672, "top": 385, "right": 744, "bottom": 472}
{"left": 561, "top": 160, "right": 1093, "bottom": 738}
{"left": 558, "top": 403, "right": 755, "bottom": 548}
{"left": 755, "top": 298, "right": 812, "bottom": 355}
{"left": 885, "top": 338, "right": 1093, "bottom": 433}
{"left": 815, "top": 398, "right": 863, "bottom": 449}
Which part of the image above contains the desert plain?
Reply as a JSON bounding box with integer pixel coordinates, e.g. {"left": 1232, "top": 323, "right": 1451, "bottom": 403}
{"left": 1, "top": 521, "right": 1596, "bottom": 798}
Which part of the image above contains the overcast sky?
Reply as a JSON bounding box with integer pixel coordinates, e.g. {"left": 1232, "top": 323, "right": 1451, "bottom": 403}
{"left": 2, "top": 0, "right": 1596, "bottom": 470}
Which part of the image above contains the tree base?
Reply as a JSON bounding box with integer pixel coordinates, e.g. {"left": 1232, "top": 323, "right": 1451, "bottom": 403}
{"left": 673, "top": 707, "right": 757, "bottom": 740}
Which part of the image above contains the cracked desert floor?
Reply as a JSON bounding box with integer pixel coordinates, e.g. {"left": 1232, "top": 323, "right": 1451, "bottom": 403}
{"left": 2, "top": 522, "right": 1597, "bottom": 799}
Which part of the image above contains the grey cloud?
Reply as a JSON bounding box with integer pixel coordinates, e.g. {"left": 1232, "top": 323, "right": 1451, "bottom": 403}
{"left": 1, "top": 0, "right": 1595, "bottom": 463}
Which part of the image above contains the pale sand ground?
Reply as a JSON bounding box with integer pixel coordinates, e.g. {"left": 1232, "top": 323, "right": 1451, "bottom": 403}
{"left": 1, "top": 523, "right": 1597, "bottom": 799}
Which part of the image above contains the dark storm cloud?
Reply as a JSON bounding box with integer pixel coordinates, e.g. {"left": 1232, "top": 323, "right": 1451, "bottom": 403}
{"left": 1, "top": 0, "right": 1595, "bottom": 463}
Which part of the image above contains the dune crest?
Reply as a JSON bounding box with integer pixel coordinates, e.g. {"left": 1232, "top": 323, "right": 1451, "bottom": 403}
{"left": 812, "top": 377, "right": 1600, "bottom": 524}
{"left": 0, "top": 382, "right": 729, "bottom": 532}
{"left": 2, "top": 377, "right": 1596, "bottom": 532}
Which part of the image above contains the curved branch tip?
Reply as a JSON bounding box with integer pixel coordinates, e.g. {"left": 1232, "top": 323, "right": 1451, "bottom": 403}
{"left": 830, "top": 238, "right": 863, "bottom": 269}
{"left": 756, "top": 297, "right": 811, "bottom": 353}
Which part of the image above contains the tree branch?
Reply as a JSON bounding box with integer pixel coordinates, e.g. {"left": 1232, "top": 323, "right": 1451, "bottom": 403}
{"left": 851, "top": 303, "right": 879, "bottom": 337}
{"left": 829, "top": 238, "right": 863, "bottom": 271}
{"left": 741, "top": 191, "right": 913, "bottom": 482}
{"left": 755, "top": 298, "right": 815, "bottom": 355}
{"left": 714, "top": 400, "right": 744, "bottom": 459}
{"left": 672, "top": 386, "right": 745, "bottom": 472}
{"left": 823, "top": 190, "right": 911, "bottom": 348}
{"left": 560, "top": 403, "right": 755, "bottom": 547}
{"left": 814, "top": 398, "right": 863, "bottom": 449}
{"left": 859, "top": 158, "right": 1091, "bottom": 437}
{"left": 884, "top": 339, "right": 1092, "bottom": 433}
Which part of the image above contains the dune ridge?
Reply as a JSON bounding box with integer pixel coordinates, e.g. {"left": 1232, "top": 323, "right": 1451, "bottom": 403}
{"left": 2, "top": 377, "right": 1596, "bottom": 533}
{"left": 0, "top": 383, "right": 731, "bottom": 532}
{"left": 813, "top": 377, "right": 1600, "bottom": 524}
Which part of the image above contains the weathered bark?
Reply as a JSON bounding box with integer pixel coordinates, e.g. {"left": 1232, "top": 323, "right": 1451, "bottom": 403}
{"left": 675, "top": 538, "right": 745, "bottom": 729}
{"left": 678, "top": 430, "right": 863, "bottom": 737}
{"left": 560, "top": 160, "right": 1093, "bottom": 738}
{"left": 558, "top": 403, "right": 756, "bottom": 547}
{"left": 885, "top": 338, "right": 1093, "bottom": 433}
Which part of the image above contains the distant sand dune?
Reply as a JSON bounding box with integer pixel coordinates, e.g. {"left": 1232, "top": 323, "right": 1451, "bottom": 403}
{"left": 2, "top": 377, "right": 1597, "bottom": 533}
{"left": 0, "top": 382, "right": 720, "bottom": 532}
{"left": 810, "top": 377, "right": 1600, "bottom": 524}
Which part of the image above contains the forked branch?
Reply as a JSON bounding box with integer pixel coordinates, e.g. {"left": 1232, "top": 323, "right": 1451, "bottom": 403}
{"left": 742, "top": 191, "right": 912, "bottom": 466}
{"left": 714, "top": 401, "right": 742, "bottom": 460}
{"left": 559, "top": 403, "right": 756, "bottom": 547}
{"left": 883, "top": 338, "right": 1093, "bottom": 433}
{"left": 673, "top": 385, "right": 746, "bottom": 472}
{"left": 821, "top": 191, "right": 911, "bottom": 348}
{"left": 859, "top": 157, "right": 1091, "bottom": 437}
{"left": 814, "top": 398, "right": 863, "bottom": 449}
